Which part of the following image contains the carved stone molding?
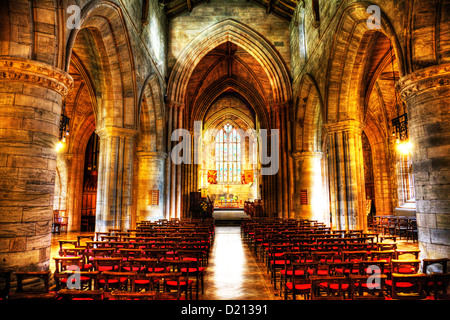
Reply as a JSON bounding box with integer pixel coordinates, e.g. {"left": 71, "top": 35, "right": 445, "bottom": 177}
{"left": 96, "top": 126, "right": 138, "bottom": 138}
{"left": 165, "top": 100, "right": 185, "bottom": 110}
{"left": 291, "top": 151, "right": 323, "bottom": 160}
{"left": 0, "top": 57, "right": 73, "bottom": 96}
{"left": 324, "top": 119, "right": 364, "bottom": 135}
{"left": 136, "top": 150, "right": 168, "bottom": 160}
{"left": 397, "top": 63, "right": 450, "bottom": 101}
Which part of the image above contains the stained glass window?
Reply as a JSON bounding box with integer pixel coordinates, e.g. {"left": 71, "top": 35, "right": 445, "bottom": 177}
{"left": 215, "top": 123, "right": 242, "bottom": 183}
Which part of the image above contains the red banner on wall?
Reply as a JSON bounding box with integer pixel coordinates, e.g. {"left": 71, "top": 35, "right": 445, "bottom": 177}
{"left": 207, "top": 170, "right": 218, "bottom": 184}
{"left": 241, "top": 170, "right": 254, "bottom": 184}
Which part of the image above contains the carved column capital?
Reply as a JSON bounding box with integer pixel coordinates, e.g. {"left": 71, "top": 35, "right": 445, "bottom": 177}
{"left": 291, "top": 151, "right": 323, "bottom": 160}
{"left": 0, "top": 57, "right": 73, "bottom": 96}
{"left": 96, "top": 126, "right": 139, "bottom": 139}
{"left": 324, "top": 119, "right": 364, "bottom": 135}
{"left": 135, "top": 150, "right": 168, "bottom": 160}
{"left": 166, "top": 100, "right": 185, "bottom": 110}
{"left": 397, "top": 63, "right": 450, "bottom": 102}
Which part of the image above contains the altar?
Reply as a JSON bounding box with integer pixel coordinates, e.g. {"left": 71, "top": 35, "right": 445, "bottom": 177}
{"left": 216, "top": 199, "right": 243, "bottom": 209}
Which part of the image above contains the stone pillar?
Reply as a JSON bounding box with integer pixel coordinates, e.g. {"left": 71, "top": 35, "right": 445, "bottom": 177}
{"left": 135, "top": 151, "right": 166, "bottom": 223}
{"left": 164, "top": 104, "right": 174, "bottom": 220}
{"left": 0, "top": 57, "right": 72, "bottom": 271}
{"left": 176, "top": 106, "right": 184, "bottom": 218}
{"left": 95, "top": 127, "right": 137, "bottom": 232}
{"left": 170, "top": 105, "right": 179, "bottom": 219}
{"left": 165, "top": 103, "right": 184, "bottom": 220}
{"left": 293, "top": 151, "right": 325, "bottom": 222}
{"left": 326, "top": 120, "right": 366, "bottom": 231}
{"left": 398, "top": 64, "right": 450, "bottom": 260}
{"left": 274, "top": 105, "right": 286, "bottom": 218}
{"left": 63, "top": 153, "right": 84, "bottom": 232}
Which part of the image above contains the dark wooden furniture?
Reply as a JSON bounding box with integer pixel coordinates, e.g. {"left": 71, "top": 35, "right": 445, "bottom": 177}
{"left": 52, "top": 210, "right": 68, "bottom": 234}
{"left": 390, "top": 273, "right": 428, "bottom": 300}
{"left": 0, "top": 271, "right": 11, "bottom": 300}
{"left": 58, "top": 288, "right": 104, "bottom": 300}
{"left": 9, "top": 270, "right": 57, "bottom": 300}
{"left": 349, "top": 274, "right": 387, "bottom": 300}
{"left": 111, "top": 290, "right": 157, "bottom": 300}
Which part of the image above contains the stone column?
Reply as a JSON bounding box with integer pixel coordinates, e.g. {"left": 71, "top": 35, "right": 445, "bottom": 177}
{"left": 176, "top": 106, "right": 184, "bottom": 218}
{"left": 170, "top": 105, "right": 179, "bottom": 219}
{"left": 326, "top": 120, "right": 366, "bottom": 231}
{"left": 273, "top": 105, "right": 286, "bottom": 218}
{"left": 398, "top": 64, "right": 450, "bottom": 260}
{"left": 164, "top": 104, "right": 174, "bottom": 220}
{"left": 135, "top": 151, "right": 166, "bottom": 223}
{"left": 95, "top": 127, "right": 137, "bottom": 232}
{"left": 292, "top": 151, "right": 325, "bottom": 222}
{"left": 63, "top": 153, "right": 84, "bottom": 232}
{"left": 0, "top": 57, "right": 72, "bottom": 271}
{"left": 165, "top": 102, "right": 185, "bottom": 220}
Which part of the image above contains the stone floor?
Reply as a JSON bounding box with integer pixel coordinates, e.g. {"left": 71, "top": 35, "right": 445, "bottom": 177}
{"left": 50, "top": 225, "right": 419, "bottom": 300}
{"left": 200, "top": 226, "right": 280, "bottom": 300}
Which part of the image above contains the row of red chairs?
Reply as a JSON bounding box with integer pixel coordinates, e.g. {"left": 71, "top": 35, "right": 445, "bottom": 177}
{"left": 241, "top": 218, "right": 449, "bottom": 300}
{"left": 1, "top": 219, "right": 215, "bottom": 300}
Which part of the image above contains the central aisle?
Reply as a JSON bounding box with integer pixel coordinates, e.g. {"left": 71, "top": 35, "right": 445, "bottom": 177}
{"left": 202, "top": 226, "right": 281, "bottom": 300}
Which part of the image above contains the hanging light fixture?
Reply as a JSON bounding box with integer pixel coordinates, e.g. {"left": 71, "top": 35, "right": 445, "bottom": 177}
{"left": 57, "top": 100, "right": 70, "bottom": 151}
{"left": 389, "top": 40, "right": 411, "bottom": 155}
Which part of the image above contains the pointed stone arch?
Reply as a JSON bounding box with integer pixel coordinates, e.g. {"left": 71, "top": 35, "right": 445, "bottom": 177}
{"left": 167, "top": 19, "right": 291, "bottom": 107}
{"left": 137, "top": 73, "right": 166, "bottom": 153}
{"left": 204, "top": 107, "right": 255, "bottom": 133}
{"left": 292, "top": 74, "right": 326, "bottom": 222}
{"left": 324, "top": 2, "right": 406, "bottom": 124}
{"left": 191, "top": 77, "right": 269, "bottom": 130}
{"left": 294, "top": 73, "right": 324, "bottom": 153}
{"left": 65, "top": 0, "right": 137, "bottom": 130}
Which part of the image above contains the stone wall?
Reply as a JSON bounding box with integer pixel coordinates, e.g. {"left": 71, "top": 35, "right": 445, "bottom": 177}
{"left": 167, "top": 0, "right": 291, "bottom": 76}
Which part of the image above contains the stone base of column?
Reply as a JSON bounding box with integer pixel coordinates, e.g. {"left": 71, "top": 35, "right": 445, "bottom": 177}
{"left": 135, "top": 151, "right": 167, "bottom": 223}
{"left": 292, "top": 151, "right": 325, "bottom": 222}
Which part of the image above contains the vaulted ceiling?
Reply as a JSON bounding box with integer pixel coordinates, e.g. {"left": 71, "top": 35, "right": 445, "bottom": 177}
{"left": 186, "top": 41, "right": 271, "bottom": 124}
{"left": 159, "top": 0, "right": 299, "bottom": 22}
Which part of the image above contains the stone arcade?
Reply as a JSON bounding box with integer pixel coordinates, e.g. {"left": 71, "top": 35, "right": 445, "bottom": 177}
{"left": 0, "top": 0, "right": 448, "bottom": 298}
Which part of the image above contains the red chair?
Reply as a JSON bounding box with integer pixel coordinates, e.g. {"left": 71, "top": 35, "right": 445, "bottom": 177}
{"left": 284, "top": 262, "right": 318, "bottom": 300}
{"left": 177, "top": 249, "right": 206, "bottom": 299}
{"left": 52, "top": 210, "right": 68, "bottom": 234}
{"left": 92, "top": 257, "right": 121, "bottom": 272}
{"left": 160, "top": 259, "right": 194, "bottom": 300}
{"left": 101, "top": 271, "right": 136, "bottom": 292}
{"left": 267, "top": 241, "right": 293, "bottom": 290}
{"left": 310, "top": 276, "right": 348, "bottom": 300}
{"left": 390, "top": 273, "right": 428, "bottom": 300}
{"left": 349, "top": 274, "right": 387, "bottom": 300}
{"left": 280, "top": 252, "right": 310, "bottom": 295}
{"left": 422, "top": 258, "right": 449, "bottom": 298}
{"left": 53, "top": 256, "right": 86, "bottom": 290}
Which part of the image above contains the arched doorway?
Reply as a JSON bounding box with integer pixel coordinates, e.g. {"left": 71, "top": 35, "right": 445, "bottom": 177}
{"left": 81, "top": 132, "right": 99, "bottom": 231}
